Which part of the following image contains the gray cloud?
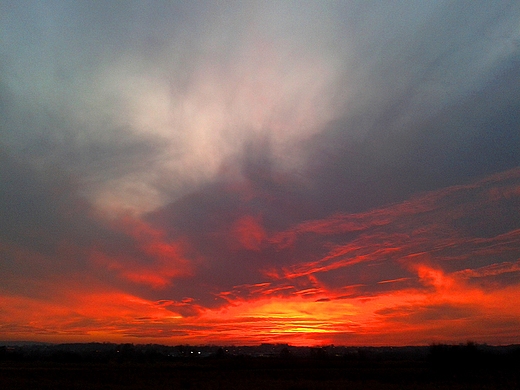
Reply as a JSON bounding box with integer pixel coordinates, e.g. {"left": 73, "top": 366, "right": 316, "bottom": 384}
{"left": 2, "top": 1, "right": 519, "bottom": 215}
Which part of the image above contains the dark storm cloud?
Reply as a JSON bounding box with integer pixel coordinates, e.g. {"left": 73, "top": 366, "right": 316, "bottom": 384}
{"left": 301, "top": 0, "right": 520, "bottom": 214}
{"left": 307, "top": 62, "right": 520, "bottom": 215}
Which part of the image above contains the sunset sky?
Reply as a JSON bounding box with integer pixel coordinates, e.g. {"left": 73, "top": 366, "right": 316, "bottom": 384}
{"left": 1, "top": 1, "right": 520, "bottom": 346}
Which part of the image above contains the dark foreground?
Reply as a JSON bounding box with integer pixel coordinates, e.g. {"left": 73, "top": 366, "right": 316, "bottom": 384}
{"left": 1, "top": 343, "right": 519, "bottom": 389}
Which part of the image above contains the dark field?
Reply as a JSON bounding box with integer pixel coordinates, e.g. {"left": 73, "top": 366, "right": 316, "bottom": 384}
{"left": 1, "top": 344, "right": 519, "bottom": 389}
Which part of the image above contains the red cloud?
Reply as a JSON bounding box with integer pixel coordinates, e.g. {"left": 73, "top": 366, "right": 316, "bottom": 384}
{"left": 232, "top": 215, "right": 267, "bottom": 250}
{"left": 2, "top": 168, "right": 520, "bottom": 345}
{"left": 91, "top": 217, "right": 192, "bottom": 288}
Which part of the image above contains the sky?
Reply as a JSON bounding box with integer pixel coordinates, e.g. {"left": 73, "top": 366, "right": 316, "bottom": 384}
{"left": 1, "top": 0, "right": 520, "bottom": 346}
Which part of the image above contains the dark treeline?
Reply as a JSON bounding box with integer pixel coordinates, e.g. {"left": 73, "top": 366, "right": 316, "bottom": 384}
{"left": 1, "top": 342, "right": 519, "bottom": 389}
{"left": 428, "top": 342, "right": 520, "bottom": 379}
{"left": 1, "top": 341, "right": 519, "bottom": 364}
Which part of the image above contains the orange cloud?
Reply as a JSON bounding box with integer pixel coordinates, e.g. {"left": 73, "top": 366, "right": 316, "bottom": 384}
{"left": 2, "top": 262, "right": 519, "bottom": 346}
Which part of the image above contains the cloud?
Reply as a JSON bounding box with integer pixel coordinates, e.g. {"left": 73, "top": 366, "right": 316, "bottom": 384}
{"left": 128, "top": 168, "right": 520, "bottom": 325}
{"left": 1, "top": 1, "right": 520, "bottom": 345}
{"left": 2, "top": 1, "right": 519, "bottom": 216}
